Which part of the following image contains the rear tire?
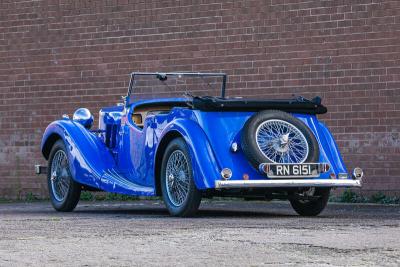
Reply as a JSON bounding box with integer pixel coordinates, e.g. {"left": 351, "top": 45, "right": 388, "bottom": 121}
{"left": 290, "top": 188, "right": 330, "bottom": 216}
{"left": 161, "top": 138, "right": 202, "bottom": 217}
{"left": 47, "top": 140, "right": 81, "bottom": 212}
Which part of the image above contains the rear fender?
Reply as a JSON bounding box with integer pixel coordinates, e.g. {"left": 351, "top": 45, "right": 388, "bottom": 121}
{"left": 290, "top": 114, "right": 349, "bottom": 176}
{"left": 195, "top": 111, "right": 349, "bottom": 181}
{"left": 314, "top": 121, "right": 348, "bottom": 175}
{"left": 41, "top": 119, "right": 115, "bottom": 188}
{"left": 156, "top": 119, "right": 220, "bottom": 190}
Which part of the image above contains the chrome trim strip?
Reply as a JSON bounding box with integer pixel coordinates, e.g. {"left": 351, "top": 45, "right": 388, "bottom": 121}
{"left": 215, "top": 178, "right": 362, "bottom": 189}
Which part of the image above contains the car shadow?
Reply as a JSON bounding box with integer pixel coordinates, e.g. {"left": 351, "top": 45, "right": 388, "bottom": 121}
{"left": 72, "top": 206, "right": 296, "bottom": 218}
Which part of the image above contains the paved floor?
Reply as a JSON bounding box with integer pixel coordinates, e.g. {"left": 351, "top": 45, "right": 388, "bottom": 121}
{"left": 0, "top": 200, "right": 399, "bottom": 266}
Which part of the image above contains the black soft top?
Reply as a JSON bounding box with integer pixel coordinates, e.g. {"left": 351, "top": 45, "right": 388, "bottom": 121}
{"left": 189, "top": 96, "right": 327, "bottom": 114}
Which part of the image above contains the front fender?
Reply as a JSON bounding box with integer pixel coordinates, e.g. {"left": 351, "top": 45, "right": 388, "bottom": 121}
{"left": 41, "top": 119, "right": 115, "bottom": 188}
{"left": 157, "top": 119, "right": 221, "bottom": 190}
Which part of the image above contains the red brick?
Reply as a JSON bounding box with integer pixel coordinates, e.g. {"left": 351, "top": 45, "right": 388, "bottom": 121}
{"left": 0, "top": 0, "right": 399, "bottom": 198}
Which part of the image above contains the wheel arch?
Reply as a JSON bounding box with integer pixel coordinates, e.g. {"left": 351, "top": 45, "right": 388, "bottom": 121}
{"left": 153, "top": 119, "right": 221, "bottom": 194}
{"left": 154, "top": 130, "right": 183, "bottom": 196}
{"left": 42, "top": 133, "right": 62, "bottom": 160}
{"left": 40, "top": 120, "right": 116, "bottom": 190}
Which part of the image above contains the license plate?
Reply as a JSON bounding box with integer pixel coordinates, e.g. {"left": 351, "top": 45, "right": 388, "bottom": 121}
{"left": 265, "top": 163, "right": 320, "bottom": 178}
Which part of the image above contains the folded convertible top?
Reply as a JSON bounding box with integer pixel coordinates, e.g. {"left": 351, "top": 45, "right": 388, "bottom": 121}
{"left": 189, "top": 96, "right": 327, "bottom": 114}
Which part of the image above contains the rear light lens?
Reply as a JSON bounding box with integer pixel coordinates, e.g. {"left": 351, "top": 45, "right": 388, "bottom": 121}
{"left": 319, "top": 163, "right": 330, "bottom": 173}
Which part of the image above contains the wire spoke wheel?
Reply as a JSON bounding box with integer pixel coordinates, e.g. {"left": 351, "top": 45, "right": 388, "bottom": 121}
{"left": 165, "top": 150, "right": 190, "bottom": 207}
{"left": 50, "top": 150, "right": 71, "bottom": 202}
{"left": 47, "top": 140, "right": 81, "bottom": 212}
{"left": 161, "top": 138, "right": 202, "bottom": 217}
{"left": 256, "top": 119, "right": 309, "bottom": 163}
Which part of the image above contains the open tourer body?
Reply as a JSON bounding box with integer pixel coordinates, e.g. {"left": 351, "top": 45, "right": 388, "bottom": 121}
{"left": 36, "top": 72, "right": 363, "bottom": 216}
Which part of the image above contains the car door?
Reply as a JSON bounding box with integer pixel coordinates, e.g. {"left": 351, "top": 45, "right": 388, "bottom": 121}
{"left": 117, "top": 105, "right": 155, "bottom": 187}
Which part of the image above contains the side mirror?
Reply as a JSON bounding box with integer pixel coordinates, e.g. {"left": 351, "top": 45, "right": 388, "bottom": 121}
{"left": 73, "top": 108, "right": 94, "bottom": 129}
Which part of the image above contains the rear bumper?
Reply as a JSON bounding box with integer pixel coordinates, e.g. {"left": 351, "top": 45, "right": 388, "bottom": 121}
{"left": 215, "top": 178, "right": 362, "bottom": 189}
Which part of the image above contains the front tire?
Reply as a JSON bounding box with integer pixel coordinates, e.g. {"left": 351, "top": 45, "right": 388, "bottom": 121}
{"left": 161, "top": 138, "right": 202, "bottom": 217}
{"left": 289, "top": 188, "right": 330, "bottom": 216}
{"left": 47, "top": 140, "right": 81, "bottom": 212}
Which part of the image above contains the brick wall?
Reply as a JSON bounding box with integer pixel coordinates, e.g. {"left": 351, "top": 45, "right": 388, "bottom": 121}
{"left": 0, "top": 0, "right": 399, "bottom": 199}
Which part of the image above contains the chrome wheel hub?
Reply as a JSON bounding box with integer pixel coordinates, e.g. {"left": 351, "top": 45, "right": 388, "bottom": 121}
{"left": 256, "top": 119, "right": 309, "bottom": 163}
{"left": 273, "top": 133, "right": 290, "bottom": 153}
{"left": 50, "top": 150, "right": 70, "bottom": 202}
{"left": 165, "top": 150, "right": 190, "bottom": 207}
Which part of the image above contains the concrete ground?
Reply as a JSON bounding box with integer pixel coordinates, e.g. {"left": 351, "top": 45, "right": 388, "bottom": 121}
{"left": 0, "top": 200, "right": 399, "bottom": 267}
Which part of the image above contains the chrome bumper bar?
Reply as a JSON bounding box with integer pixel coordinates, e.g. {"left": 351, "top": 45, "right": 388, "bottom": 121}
{"left": 215, "top": 178, "right": 362, "bottom": 189}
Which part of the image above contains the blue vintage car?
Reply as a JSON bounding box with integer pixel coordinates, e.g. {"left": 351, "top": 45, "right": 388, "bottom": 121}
{"left": 36, "top": 72, "right": 363, "bottom": 217}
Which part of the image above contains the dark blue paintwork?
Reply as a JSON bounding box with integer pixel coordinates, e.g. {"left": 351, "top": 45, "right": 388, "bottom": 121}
{"left": 41, "top": 97, "right": 349, "bottom": 196}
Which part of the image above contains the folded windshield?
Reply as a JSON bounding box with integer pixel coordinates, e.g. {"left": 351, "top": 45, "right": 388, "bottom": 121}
{"left": 126, "top": 72, "right": 227, "bottom": 105}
